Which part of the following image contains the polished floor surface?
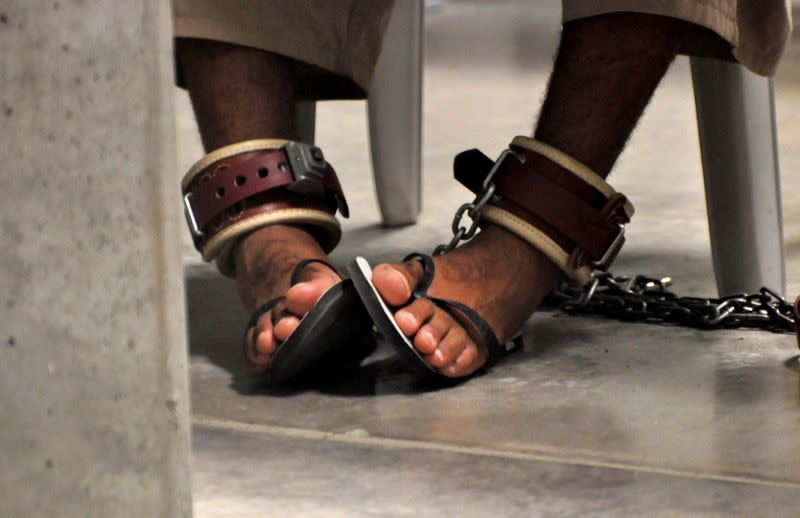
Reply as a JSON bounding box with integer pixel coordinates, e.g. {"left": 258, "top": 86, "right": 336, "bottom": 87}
{"left": 178, "top": 2, "right": 800, "bottom": 516}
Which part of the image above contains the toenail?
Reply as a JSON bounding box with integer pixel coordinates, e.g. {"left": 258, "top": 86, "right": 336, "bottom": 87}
{"left": 387, "top": 267, "right": 411, "bottom": 294}
{"left": 433, "top": 349, "right": 445, "bottom": 363}
{"left": 420, "top": 330, "right": 434, "bottom": 347}
{"left": 398, "top": 311, "right": 416, "bottom": 328}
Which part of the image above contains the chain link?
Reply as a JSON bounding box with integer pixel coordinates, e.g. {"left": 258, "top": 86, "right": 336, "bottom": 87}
{"left": 544, "top": 271, "right": 796, "bottom": 333}
{"left": 434, "top": 149, "right": 525, "bottom": 256}
{"left": 433, "top": 149, "right": 796, "bottom": 335}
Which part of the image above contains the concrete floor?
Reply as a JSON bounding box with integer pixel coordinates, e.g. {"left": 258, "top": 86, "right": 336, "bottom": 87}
{"left": 178, "top": 2, "right": 800, "bottom": 516}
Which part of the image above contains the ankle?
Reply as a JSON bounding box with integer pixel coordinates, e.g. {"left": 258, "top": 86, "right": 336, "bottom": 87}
{"left": 478, "top": 225, "right": 565, "bottom": 286}
{"left": 235, "top": 225, "right": 327, "bottom": 277}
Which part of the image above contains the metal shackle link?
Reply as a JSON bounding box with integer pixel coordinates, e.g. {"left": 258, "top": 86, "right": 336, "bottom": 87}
{"left": 546, "top": 272, "right": 796, "bottom": 333}
{"left": 434, "top": 149, "right": 525, "bottom": 256}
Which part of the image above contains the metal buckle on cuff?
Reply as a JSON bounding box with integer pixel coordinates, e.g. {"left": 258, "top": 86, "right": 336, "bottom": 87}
{"left": 182, "top": 142, "right": 329, "bottom": 240}
{"left": 183, "top": 192, "right": 204, "bottom": 238}
{"left": 591, "top": 223, "right": 625, "bottom": 271}
{"left": 284, "top": 142, "right": 328, "bottom": 198}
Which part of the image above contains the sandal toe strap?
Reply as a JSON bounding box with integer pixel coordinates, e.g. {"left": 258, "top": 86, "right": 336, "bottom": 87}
{"left": 290, "top": 258, "right": 339, "bottom": 286}
{"left": 246, "top": 296, "right": 285, "bottom": 333}
{"left": 247, "top": 258, "right": 337, "bottom": 334}
{"left": 428, "top": 296, "right": 510, "bottom": 366}
{"left": 403, "top": 252, "right": 436, "bottom": 298}
{"left": 403, "top": 252, "right": 515, "bottom": 366}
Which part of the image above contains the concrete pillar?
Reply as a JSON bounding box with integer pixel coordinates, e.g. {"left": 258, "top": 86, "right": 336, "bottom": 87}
{"left": 0, "top": 2, "right": 192, "bottom": 517}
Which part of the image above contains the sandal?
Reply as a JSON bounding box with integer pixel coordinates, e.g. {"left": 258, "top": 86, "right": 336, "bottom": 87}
{"left": 181, "top": 139, "right": 372, "bottom": 384}
{"left": 245, "top": 258, "right": 374, "bottom": 385}
{"left": 348, "top": 253, "right": 520, "bottom": 378}
{"left": 349, "top": 135, "right": 635, "bottom": 378}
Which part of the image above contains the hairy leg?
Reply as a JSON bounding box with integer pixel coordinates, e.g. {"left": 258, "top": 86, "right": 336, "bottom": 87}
{"left": 535, "top": 13, "right": 730, "bottom": 177}
{"left": 372, "top": 14, "right": 729, "bottom": 377}
{"left": 177, "top": 39, "right": 339, "bottom": 374}
{"left": 177, "top": 38, "right": 298, "bottom": 147}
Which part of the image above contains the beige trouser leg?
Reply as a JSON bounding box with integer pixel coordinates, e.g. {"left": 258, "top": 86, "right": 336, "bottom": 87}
{"left": 562, "top": 0, "right": 792, "bottom": 76}
{"left": 173, "top": 0, "right": 395, "bottom": 99}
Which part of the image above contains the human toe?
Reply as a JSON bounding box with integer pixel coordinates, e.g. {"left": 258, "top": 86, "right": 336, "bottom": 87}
{"left": 413, "top": 310, "right": 451, "bottom": 355}
{"left": 394, "top": 298, "right": 435, "bottom": 337}
{"left": 448, "top": 344, "right": 481, "bottom": 377}
{"left": 428, "top": 326, "right": 469, "bottom": 370}
{"left": 272, "top": 314, "right": 301, "bottom": 342}
{"left": 284, "top": 277, "right": 334, "bottom": 316}
{"left": 372, "top": 262, "right": 420, "bottom": 307}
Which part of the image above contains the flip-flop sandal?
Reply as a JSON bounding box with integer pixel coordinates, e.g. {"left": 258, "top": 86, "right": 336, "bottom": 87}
{"left": 245, "top": 258, "right": 375, "bottom": 385}
{"left": 348, "top": 253, "right": 520, "bottom": 378}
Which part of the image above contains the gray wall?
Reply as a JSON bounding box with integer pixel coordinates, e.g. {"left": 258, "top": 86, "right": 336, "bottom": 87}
{"left": 0, "top": 2, "right": 192, "bottom": 516}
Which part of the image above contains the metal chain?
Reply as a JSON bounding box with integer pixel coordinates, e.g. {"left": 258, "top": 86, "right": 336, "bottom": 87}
{"left": 544, "top": 271, "right": 796, "bottom": 333}
{"left": 432, "top": 149, "right": 796, "bottom": 334}
{"left": 434, "top": 149, "right": 526, "bottom": 255}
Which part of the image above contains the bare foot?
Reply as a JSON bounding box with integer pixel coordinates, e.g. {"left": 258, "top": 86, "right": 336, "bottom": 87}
{"left": 235, "top": 225, "right": 341, "bottom": 374}
{"left": 371, "top": 225, "right": 563, "bottom": 377}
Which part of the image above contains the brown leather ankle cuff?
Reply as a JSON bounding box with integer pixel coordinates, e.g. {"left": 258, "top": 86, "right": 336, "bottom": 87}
{"left": 454, "top": 136, "right": 634, "bottom": 284}
{"left": 182, "top": 139, "right": 348, "bottom": 276}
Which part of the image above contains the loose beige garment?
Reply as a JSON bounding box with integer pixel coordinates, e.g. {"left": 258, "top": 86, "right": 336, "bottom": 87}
{"left": 173, "top": 0, "right": 396, "bottom": 99}
{"left": 563, "top": 0, "right": 792, "bottom": 76}
{"left": 174, "top": 0, "right": 790, "bottom": 100}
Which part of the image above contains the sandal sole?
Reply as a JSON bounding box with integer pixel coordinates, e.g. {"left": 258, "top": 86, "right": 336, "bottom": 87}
{"left": 348, "top": 257, "right": 436, "bottom": 376}
{"left": 268, "top": 279, "right": 373, "bottom": 384}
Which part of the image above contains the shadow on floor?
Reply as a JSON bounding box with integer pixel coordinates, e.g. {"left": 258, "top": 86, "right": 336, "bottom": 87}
{"left": 232, "top": 355, "right": 472, "bottom": 398}
{"left": 184, "top": 269, "right": 465, "bottom": 396}
{"left": 185, "top": 248, "right": 718, "bottom": 396}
